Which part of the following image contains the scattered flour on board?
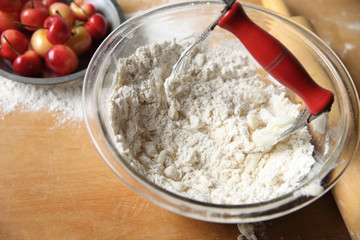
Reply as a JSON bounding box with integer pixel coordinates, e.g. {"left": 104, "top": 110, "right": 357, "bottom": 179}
{"left": 109, "top": 40, "right": 322, "bottom": 205}
{"left": 340, "top": 43, "right": 356, "bottom": 58}
{"left": 0, "top": 76, "right": 83, "bottom": 126}
{"left": 237, "top": 223, "right": 258, "bottom": 240}
{"left": 346, "top": 22, "right": 360, "bottom": 30}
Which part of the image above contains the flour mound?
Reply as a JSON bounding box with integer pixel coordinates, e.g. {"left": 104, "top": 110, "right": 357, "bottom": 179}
{"left": 109, "top": 40, "right": 319, "bottom": 204}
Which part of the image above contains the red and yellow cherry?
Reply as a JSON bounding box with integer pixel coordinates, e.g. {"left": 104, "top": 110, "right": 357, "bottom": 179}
{"left": 13, "top": 50, "right": 42, "bottom": 77}
{"left": 30, "top": 28, "right": 53, "bottom": 57}
{"left": 0, "top": 0, "right": 23, "bottom": 13}
{"left": 48, "top": 2, "right": 75, "bottom": 27}
{"left": 0, "top": 11, "right": 20, "bottom": 34}
{"left": 65, "top": 25, "right": 91, "bottom": 55}
{"left": 69, "top": 0, "right": 95, "bottom": 21}
{"left": 20, "top": 0, "right": 48, "bottom": 31}
{"left": 43, "top": 15, "right": 71, "bottom": 44}
{"left": 0, "top": 29, "right": 29, "bottom": 60}
{"left": 85, "top": 12, "right": 108, "bottom": 40}
{"left": 45, "top": 44, "right": 79, "bottom": 76}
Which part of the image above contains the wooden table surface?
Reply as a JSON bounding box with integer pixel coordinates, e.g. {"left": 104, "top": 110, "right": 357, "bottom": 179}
{"left": 1, "top": 0, "right": 359, "bottom": 239}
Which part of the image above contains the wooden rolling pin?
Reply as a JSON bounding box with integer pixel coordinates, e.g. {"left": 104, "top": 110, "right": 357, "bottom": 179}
{"left": 261, "top": 0, "right": 313, "bottom": 30}
{"left": 261, "top": 0, "right": 360, "bottom": 238}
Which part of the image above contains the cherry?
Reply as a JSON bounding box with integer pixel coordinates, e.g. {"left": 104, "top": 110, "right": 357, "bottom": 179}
{"left": 30, "top": 28, "right": 53, "bottom": 57}
{"left": 20, "top": 0, "right": 48, "bottom": 31}
{"left": 48, "top": 2, "right": 75, "bottom": 27}
{"left": 13, "top": 50, "right": 42, "bottom": 77}
{"left": 0, "top": 11, "right": 20, "bottom": 34}
{"left": 3, "top": 34, "right": 42, "bottom": 77}
{"left": 0, "top": 29, "right": 29, "bottom": 60}
{"left": 45, "top": 44, "right": 79, "bottom": 76}
{"left": 0, "top": 0, "right": 23, "bottom": 13}
{"left": 65, "top": 25, "right": 91, "bottom": 55}
{"left": 70, "top": 0, "right": 95, "bottom": 21}
{"left": 43, "top": 15, "right": 71, "bottom": 44}
{"left": 85, "top": 13, "right": 108, "bottom": 40}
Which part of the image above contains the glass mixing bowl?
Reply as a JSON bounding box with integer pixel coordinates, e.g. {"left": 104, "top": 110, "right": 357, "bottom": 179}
{"left": 83, "top": 1, "right": 360, "bottom": 223}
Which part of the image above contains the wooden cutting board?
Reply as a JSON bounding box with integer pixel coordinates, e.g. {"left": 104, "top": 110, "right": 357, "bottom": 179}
{"left": 1, "top": 0, "right": 358, "bottom": 239}
{"left": 0, "top": 109, "right": 350, "bottom": 240}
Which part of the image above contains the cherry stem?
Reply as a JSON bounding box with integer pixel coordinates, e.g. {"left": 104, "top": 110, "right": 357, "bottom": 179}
{"left": 69, "top": 0, "right": 90, "bottom": 20}
{"left": 14, "top": 22, "right": 47, "bottom": 30}
{"left": 31, "top": 0, "right": 34, "bottom": 9}
{"left": 55, "top": 10, "right": 62, "bottom": 18}
{"left": 2, "top": 36, "right": 21, "bottom": 56}
{"left": 69, "top": 22, "right": 84, "bottom": 36}
{"left": 72, "top": 21, "right": 85, "bottom": 29}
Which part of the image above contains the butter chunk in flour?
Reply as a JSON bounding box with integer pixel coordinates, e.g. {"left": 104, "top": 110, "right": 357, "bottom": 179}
{"left": 109, "top": 40, "right": 321, "bottom": 204}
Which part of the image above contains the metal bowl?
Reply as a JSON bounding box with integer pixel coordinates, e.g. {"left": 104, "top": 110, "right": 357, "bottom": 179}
{"left": 0, "top": 0, "right": 125, "bottom": 85}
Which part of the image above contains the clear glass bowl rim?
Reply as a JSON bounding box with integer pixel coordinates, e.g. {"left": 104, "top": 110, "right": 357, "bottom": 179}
{"left": 83, "top": 1, "right": 360, "bottom": 222}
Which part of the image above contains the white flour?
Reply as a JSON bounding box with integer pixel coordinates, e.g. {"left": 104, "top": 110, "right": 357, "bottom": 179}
{"left": 237, "top": 223, "right": 257, "bottom": 240}
{"left": 109, "top": 40, "right": 320, "bottom": 204}
{"left": 0, "top": 76, "right": 83, "bottom": 126}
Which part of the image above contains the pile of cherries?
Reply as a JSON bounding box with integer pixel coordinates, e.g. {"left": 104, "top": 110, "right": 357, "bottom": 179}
{"left": 0, "top": 0, "right": 109, "bottom": 77}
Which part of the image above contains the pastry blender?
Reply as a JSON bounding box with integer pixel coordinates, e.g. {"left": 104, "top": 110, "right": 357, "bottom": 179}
{"left": 170, "top": 0, "right": 334, "bottom": 152}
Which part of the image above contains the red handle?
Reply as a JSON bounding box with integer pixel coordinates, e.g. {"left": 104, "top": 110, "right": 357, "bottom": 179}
{"left": 217, "top": 2, "right": 334, "bottom": 115}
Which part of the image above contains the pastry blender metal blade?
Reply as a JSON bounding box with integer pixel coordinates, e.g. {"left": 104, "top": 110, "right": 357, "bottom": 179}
{"left": 170, "top": 0, "right": 236, "bottom": 77}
